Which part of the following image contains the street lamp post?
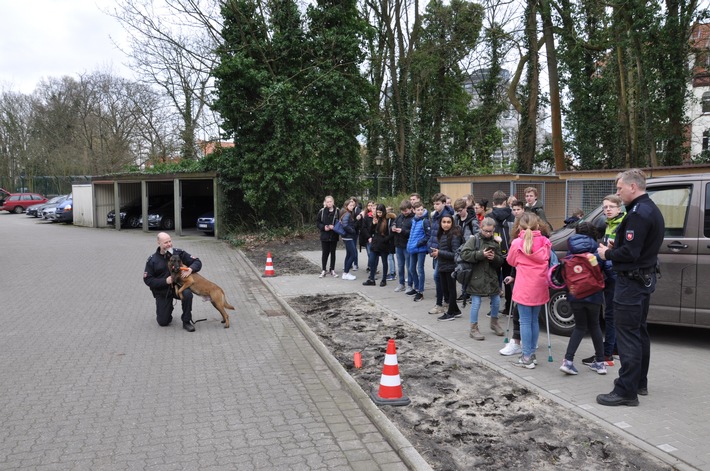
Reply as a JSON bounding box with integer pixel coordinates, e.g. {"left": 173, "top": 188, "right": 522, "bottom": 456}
{"left": 374, "top": 156, "right": 384, "bottom": 199}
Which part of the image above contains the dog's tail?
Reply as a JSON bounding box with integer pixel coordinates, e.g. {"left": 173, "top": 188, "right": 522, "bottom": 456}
{"left": 224, "top": 302, "right": 235, "bottom": 310}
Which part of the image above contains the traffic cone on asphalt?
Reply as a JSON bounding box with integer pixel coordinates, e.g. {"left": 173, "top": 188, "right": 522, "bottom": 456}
{"left": 370, "top": 339, "right": 411, "bottom": 406}
{"left": 262, "top": 252, "right": 275, "bottom": 277}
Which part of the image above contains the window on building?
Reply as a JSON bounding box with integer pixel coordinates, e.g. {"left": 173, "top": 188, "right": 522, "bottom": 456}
{"left": 703, "top": 92, "right": 710, "bottom": 114}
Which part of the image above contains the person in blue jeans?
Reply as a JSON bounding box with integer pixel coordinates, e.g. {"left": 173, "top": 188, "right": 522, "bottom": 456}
{"left": 339, "top": 198, "right": 359, "bottom": 281}
{"left": 392, "top": 200, "right": 413, "bottom": 292}
{"left": 506, "top": 213, "right": 552, "bottom": 369}
{"left": 459, "top": 218, "right": 504, "bottom": 337}
{"left": 406, "top": 201, "right": 431, "bottom": 302}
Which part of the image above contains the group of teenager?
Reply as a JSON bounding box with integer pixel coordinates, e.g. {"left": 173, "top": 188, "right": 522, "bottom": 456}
{"left": 317, "top": 169, "right": 664, "bottom": 406}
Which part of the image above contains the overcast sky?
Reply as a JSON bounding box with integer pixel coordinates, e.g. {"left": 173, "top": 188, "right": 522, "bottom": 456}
{"left": 0, "top": 0, "right": 133, "bottom": 94}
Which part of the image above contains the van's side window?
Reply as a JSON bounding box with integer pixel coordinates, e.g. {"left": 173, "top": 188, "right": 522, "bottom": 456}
{"left": 705, "top": 183, "right": 710, "bottom": 238}
{"left": 649, "top": 186, "right": 690, "bottom": 237}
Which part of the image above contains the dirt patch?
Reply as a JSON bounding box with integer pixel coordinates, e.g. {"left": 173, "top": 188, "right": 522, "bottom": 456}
{"left": 288, "top": 294, "right": 670, "bottom": 471}
{"left": 241, "top": 231, "right": 321, "bottom": 275}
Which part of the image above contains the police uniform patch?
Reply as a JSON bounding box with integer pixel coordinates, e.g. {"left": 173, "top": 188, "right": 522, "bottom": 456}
{"left": 626, "top": 230, "right": 634, "bottom": 241}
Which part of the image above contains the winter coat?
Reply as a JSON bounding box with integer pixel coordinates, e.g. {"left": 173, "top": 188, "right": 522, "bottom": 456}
{"left": 525, "top": 200, "right": 552, "bottom": 230}
{"left": 393, "top": 212, "right": 414, "bottom": 249}
{"left": 603, "top": 213, "right": 626, "bottom": 245}
{"left": 459, "top": 234, "right": 504, "bottom": 296}
{"left": 316, "top": 207, "right": 340, "bottom": 242}
{"left": 369, "top": 213, "right": 395, "bottom": 254}
{"left": 358, "top": 211, "right": 373, "bottom": 249}
{"left": 406, "top": 215, "right": 431, "bottom": 254}
{"left": 428, "top": 205, "right": 455, "bottom": 250}
{"left": 454, "top": 211, "right": 480, "bottom": 241}
{"left": 340, "top": 211, "right": 357, "bottom": 239}
{"left": 507, "top": 230, "right": 551, "bottom": 306}
{"left": 435, "top": 230, "right": 462, "bottom": 273}
{"left": 144, "top": 248, "right": 202, "bottom": 297}
{"left": 566, "top": 234, "right": 614, "bottom": 304}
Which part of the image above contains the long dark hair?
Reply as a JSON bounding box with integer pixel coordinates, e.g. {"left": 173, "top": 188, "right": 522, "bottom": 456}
{"left": 373, "top": 203, "right": 388, "bottom": 235}
{"left": 437, "top": 215, "right": 461, "bottom": 247}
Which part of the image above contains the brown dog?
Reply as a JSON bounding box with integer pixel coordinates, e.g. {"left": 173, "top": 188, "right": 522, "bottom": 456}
{"left": 168, "top": 254, "right": 234, "bottom": 328}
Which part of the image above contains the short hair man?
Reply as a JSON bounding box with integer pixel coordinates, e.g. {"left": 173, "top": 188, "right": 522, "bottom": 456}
{"left": 143, "top": 232, "right": 202, "bottom": 332}
{"left": 596, "top": 169, "right": 664, "bottom": 407}
{"left": 523, "top": 186, "right": 552, "bottom": 230}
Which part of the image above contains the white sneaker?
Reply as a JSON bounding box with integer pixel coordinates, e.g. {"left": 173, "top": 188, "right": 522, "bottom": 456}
{"left": 330, "top": 270, "right": 338, "bottom": 277}
{"left": 342, "top": 272, "right": 356, "bottom": 280}
{"left": 394, "top": 284, "right": 405, "bottom": 292}
{"left": 428, "top": 305, "right": 446, "bottom": 315}
{"left": 319, "top": 270, "right": 326, "bottom": 278}
{"left": 499, "top": 342, "right": 522, "bottom": 356}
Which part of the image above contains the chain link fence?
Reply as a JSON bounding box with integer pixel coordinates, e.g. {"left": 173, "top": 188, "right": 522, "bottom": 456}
{"left": 564, "top": 179, "right": 617, "bottom": 217}
{"left": 0, "top": 176, "right": 91, "bottom": 196}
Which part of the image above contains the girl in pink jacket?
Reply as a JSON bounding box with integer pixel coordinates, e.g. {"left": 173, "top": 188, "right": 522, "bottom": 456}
{"left": 506, "top": 213, "right": 551, "bottom": 369}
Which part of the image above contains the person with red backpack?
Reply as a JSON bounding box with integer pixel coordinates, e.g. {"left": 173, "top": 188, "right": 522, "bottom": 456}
{"left": 559, "top": 222, "right": 614, "bottom": 376}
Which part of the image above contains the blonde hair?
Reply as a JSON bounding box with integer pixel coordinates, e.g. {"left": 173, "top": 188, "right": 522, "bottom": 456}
{"left": 517, "top": 213, "right": 540, "bottom": 254}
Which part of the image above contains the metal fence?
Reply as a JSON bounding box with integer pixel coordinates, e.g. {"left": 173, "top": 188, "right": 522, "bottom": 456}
{"left": 564, "top": 179, "right": 617, "bottom": 217}
{"left": 0, "top": 176, "right": 91, "bottom": 197}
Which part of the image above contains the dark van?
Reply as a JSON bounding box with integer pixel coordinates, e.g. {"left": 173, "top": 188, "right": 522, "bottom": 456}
{"left": 546, "top": 173, "right": 710, "bottom": 336}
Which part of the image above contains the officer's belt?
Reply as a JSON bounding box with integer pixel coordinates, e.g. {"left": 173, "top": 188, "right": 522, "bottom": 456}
{"left": 618, "top": 266, "right": 655, "bottom": 277}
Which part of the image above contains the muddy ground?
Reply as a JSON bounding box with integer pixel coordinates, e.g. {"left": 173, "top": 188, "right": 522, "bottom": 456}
{"left": 243, "top": 233, "right": 670, "bottom": 470}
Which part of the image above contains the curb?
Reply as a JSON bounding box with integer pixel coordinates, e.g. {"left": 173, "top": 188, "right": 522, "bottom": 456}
{"left": 241, "top": 251, "right": 433, "bottom": 471}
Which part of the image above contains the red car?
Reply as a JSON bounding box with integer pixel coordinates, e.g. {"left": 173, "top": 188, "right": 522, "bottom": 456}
{"left": 1, "top": 193, "right": 48, "bottom": 213}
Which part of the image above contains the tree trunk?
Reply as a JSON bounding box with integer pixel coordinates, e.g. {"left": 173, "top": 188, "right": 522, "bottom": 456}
{"left": 539, "top": 0, "right": 565, "bottom": 172}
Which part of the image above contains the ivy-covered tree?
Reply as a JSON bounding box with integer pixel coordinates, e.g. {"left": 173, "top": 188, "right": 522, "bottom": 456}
{"left": 409, "top": 0, "right": 483, "bottom": 187}
{"left": 212, "top": 0, "right": 369, "bottom": 223}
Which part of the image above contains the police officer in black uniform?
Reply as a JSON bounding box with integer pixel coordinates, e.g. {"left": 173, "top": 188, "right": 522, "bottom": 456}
{"left": 144, "top": 232, "right": 203, "bottom": 332}
{"left": 596, "top": 169, "right": 664, "bottom": 406}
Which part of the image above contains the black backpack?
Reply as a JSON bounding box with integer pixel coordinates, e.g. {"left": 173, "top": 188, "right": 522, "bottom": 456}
{"left": 494, "top": 215, "right": 513, "bottom": 256}
{"left": 452, "top": 234, "right": 480, "bottom": 287}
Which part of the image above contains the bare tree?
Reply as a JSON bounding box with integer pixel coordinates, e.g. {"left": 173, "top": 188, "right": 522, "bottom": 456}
{"left": 108, "top": 0, "right": 222, "bottom": 160}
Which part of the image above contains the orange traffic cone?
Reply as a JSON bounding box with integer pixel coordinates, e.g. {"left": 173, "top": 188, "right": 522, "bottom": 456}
{"left": 262, "top": 252, "right": 275, "bottom": 277}
{"left": 370, "top": 339, "right": 411, "bottom": 406}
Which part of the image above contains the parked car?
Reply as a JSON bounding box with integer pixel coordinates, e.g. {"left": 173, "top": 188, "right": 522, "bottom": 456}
{"left": 107, "top": 195, "right": 172, "bottom": 228}
{"left": 197, "top": 211, "right": 215, "bottom": 234}
{"left": 28, "top": 195, "right": 67, "bottom": 218}
{"left": 140, "top": 199, "right": 211, "bottom": 230}
{"left": 42, "top": 196, "right": 68, "bottom": 221}
{"left": 55, "top": 196, "right": 73, "bottom": 223}
{"left": 545, "top": 173, "right": 710, "bottom": 336}
{"left": 26, "top": 203, "right": 43, "bottom": 217}
{"left": 0, "top": 193, "right": 48, "bottom": 213}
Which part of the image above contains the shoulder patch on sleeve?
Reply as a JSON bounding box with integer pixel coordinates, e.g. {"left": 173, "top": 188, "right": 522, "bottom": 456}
{"left": 625, "top": 230, "right": 634, "bottom": 241}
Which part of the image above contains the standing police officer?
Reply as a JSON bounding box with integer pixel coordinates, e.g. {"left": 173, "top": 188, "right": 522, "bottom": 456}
{"left": 596, "top": 169, "right": 664, "bottom": 406}
{"left": 144, "top": 232, "right": 202, "bottom": 332}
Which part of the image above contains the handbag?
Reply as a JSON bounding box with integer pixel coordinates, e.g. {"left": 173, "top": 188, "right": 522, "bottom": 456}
{"left": 333, "top": 219, "right": 346, "bottom": 236}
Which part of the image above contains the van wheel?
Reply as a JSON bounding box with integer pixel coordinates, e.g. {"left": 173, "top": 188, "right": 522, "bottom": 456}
{"left": 542, "top": 290, "right": 575, "bottom": 337}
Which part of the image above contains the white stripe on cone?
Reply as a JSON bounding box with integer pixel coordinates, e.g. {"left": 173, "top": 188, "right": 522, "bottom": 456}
{"left": 379, "top": 375, "right": 402, "bottom": 387}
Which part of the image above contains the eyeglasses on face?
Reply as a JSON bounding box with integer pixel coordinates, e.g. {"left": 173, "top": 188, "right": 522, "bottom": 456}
{"left": 480, "top": 228, "right": 494, "bottom": 234}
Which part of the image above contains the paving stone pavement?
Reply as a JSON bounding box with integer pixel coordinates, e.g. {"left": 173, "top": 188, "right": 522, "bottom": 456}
{"left": 0, "top": 216, "right": 421, "bottom": 471}
{"left": 270, "top": 247, "right": 710, "bottom": 471}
